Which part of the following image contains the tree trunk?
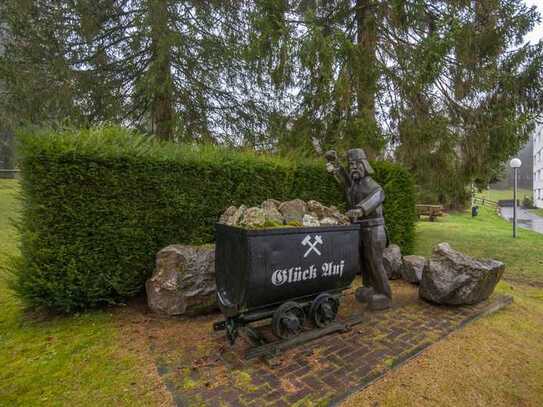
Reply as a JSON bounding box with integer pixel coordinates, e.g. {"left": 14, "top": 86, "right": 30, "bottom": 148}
{"left": 148, "top": 0, "right": 174, "bottom": 140}
{"left": 355, "top": 0, "right": 377, "bottom": 117}
{"left": 354, "top": 0, "right": 379, "bottom": 155}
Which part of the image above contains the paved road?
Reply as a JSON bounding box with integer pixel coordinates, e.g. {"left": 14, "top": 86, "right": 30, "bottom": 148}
{"left": 499, "top": 206, "right": 543, "bottom": 234}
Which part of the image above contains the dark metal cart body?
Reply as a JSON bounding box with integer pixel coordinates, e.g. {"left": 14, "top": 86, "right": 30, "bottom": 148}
{"left": 214, "top": 223, "right": 360, "bottom": 343}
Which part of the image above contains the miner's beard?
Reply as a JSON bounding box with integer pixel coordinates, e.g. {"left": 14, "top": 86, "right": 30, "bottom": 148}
{"left": 351, "top": 169, "right": 363, "bottom": 181}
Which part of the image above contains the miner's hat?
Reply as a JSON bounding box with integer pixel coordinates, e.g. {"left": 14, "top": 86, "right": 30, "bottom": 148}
{"left": 347, "top": 148, "right": 374, "bottom": 175}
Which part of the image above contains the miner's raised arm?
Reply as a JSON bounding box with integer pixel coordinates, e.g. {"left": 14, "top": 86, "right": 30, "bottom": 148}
{"left": 325, "top": 150, "right": 351, "bottom": 187}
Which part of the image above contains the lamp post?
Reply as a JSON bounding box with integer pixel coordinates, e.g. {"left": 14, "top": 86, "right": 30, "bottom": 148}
{"left": 510, "top": 158, "right": 522, "bottom": 238}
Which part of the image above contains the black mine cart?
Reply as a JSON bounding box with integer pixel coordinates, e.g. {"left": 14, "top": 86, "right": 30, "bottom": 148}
{"left": 213, "top": 223, "right": 360, "bottom": 345}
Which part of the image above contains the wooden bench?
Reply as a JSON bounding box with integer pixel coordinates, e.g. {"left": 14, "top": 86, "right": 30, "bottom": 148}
{"left": 416, "top": 204, "right": 444, "bottom": 221}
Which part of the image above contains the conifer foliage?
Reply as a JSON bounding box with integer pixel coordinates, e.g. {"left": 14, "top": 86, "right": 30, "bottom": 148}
{"left": 249, "top": 0, "right": 543, "bottom": 205}
{"left": 0, "top": 1, "right": 267, "bottom": 143}
{"left": 1, "top": 1, "right": 542, "bottom": 205}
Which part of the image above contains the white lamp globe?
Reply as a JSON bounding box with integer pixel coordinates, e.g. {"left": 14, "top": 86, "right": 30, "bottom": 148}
{"left": 510, "top": 158, "right": 522, "bottom": 168}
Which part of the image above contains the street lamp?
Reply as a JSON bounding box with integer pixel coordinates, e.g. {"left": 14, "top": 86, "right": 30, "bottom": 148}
{"left": 510, "top": 158, "right": 522, "bottom": 238}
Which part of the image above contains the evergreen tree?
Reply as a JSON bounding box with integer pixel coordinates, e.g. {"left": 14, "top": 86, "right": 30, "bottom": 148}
{"left": 0, "top": 1, "right": 270, "bottom": 143}
{"left": 1, "top": 1, "right": 542, "bottom": 206}
{"left": 250, "top": 0, "right": 543, "bottom": 205}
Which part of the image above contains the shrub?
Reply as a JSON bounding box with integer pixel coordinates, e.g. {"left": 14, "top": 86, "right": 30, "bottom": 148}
{"left": 522, "top": 195, "right": 534, "bottom": 209}
{"left": 14, "top": 127, "right": 416, "bottom": 311}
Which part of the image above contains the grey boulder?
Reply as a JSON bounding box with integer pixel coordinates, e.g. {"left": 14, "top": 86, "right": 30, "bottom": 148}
{"left": 419, "top": 243, "right": 504, "bottom": 305}
{"left": 307, "top": 200, "right": 336, "bottom": 219}
{"left": 306, "top": 200, "right": 349, "bottom": 225}
{"left": 262, "top": 199, "right": 281, "bottom": 211}
{"left": 146, "top": 245, "right": 217, "bottom": 316}
{"left": 219, "top": 206, "right": 237, "bottom": 225}
{"left": 383, "top": 244, "right": 403, "bottom": 280}
{"left": 240, "top": 207, "right": 266, "bottom": 228}
{"left": 320, "top": 217, "right": 339, "bottom": 226}
{"left": 220, "top": 205, "right": 246, "bottom": 226}
{"left": 402, "top": 255, "right": 425, "bottom": 284}
{"left": 334, "top": 212, "right": 351, "bottom": 225}
{"left": 261, "top": 199, "right": 284, "bottom": 224}
{"left": 279, "top": 199, "right": 307, "bottom": 224}
{"left": 302, "top": 214, "right": 320, "bottom": 227}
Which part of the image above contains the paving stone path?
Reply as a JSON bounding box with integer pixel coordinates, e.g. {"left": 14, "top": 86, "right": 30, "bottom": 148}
{"left": 499, "top": 206, "right": 543, "bottom": 234}
{"left": 145, "top": 280, "right": 511, "bottom": 407}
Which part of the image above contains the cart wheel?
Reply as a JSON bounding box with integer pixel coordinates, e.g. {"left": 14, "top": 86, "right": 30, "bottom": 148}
{"left": 309, "top": 293, "right": 339, "bottom": 328}
{"left": 272, "top": 301, "right": 305, "bottom": 339}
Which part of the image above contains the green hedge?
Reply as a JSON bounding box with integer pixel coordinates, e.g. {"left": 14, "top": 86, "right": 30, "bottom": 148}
{"left": 14, "top": 127, "right": 416, "bottom": 311}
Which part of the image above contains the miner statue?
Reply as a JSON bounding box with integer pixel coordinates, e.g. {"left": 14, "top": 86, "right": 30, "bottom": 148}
{"left": 325, "top": 148, "right": 392, "bottom": 310}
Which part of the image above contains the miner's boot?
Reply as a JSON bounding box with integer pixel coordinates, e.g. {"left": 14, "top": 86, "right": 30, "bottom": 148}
{"left": 355, "top": 287, "right": 375, "bottom": 303}
{"left": 368, "top": 293, "right": 391, "bottom": 310}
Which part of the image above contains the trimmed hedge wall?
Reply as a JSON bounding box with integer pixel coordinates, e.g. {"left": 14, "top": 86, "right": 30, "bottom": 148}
{"left": 14, "top": 127, "right": 416, "bottom": 311}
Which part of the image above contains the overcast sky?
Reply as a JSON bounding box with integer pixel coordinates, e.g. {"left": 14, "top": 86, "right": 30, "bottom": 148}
{"left": 525, "top": 0, "right": 543, "bottom": 44}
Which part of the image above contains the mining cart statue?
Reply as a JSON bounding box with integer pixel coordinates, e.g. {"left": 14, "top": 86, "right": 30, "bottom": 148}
{"left": 325, "top": 148, "right": 392, "bottom": 310}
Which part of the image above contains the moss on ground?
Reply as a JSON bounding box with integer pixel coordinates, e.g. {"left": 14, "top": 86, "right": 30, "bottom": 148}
{"left": 233, "top": 370, "right": 257, "bottom": 392}
{"left": 384, "top": 357, "right": 395, "bottom": 368}
{"left": 181, "top": 368, "right": 199, "bottom": 390}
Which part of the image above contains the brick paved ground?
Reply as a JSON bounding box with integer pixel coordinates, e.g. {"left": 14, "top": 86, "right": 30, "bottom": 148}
{"left": 143, "top": 279, "right": 511, "bottom": 407}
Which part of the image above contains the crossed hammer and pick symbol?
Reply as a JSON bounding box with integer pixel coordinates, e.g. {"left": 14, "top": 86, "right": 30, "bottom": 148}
{"left": 301, "top": 235, "right": 323, "bottom": 257}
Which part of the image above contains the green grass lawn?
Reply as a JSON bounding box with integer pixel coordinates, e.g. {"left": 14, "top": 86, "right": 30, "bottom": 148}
{"left": 0, "top": 180, "right": 167, "bottom": 406}
{"left": 346, "top": 207, "right": 543, "bottom": 407}
{"left": 476, "top": 188, "right": 532, "bottom": 202}
{"left": 478, "top": 188, "right": 543, "bottom": 220}
{"left": 415, "top": 207, "right": 543, "bottom": 284}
